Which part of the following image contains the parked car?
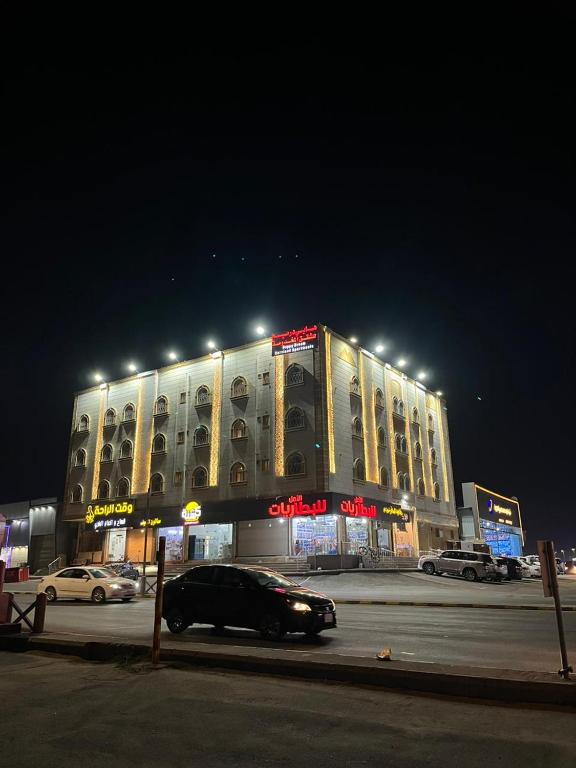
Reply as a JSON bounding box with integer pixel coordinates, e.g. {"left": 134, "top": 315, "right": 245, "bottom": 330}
{"left": 493, "top": 557, "right": 509, "bottom": 581}
{"left": 499, "top": 557, "right": 525, "bottom": 580}
{"left": 37, "top": 566, "right": 137, "bottom": 603}
{"left": 162, "top": 564, "right": 337, "bottom": 640}
{"left": 106, "top": 561, "right": 140, "bottom": 581}
{"left": 518, "top": 556, "right": 541, "bottom": 578}
{"left": 418, "top": 550, "right": 497, "bottom": 581}
{"left": 555, "top": 558, "right": 566, "bottom": 575}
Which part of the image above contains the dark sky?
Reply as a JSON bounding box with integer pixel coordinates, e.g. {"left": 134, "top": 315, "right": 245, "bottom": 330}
{"left": 2, "top": 44, "right": 575, "bottom": 553}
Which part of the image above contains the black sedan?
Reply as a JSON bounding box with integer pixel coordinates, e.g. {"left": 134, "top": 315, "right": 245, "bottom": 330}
{"left": 162, "top": 564, "right": 337, "bottom": 640}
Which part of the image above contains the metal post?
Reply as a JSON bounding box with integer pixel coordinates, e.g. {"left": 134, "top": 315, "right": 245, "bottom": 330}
{"left": 152, "top": 536, "right": 166, "bottom": 667}
{"left": 0, "top": 560, "right": 5, "bottom": 593}
{"left": 539, "top": 540, "right": 572, "bottom": 679}
{"left": 33, "top": 592, "right": 47, "bottom": 633}
{"left": 141, "top": 485, "right": 151, "bottom": 596}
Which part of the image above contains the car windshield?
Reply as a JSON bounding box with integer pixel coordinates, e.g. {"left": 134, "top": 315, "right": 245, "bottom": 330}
{"left": 88, "top": 569, "right": 112, "bottom": 579}
{"left": 248, "top": 571, "right": 297, "bottom": 589}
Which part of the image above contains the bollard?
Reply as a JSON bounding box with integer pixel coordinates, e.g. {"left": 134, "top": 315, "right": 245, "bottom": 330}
{"left": 33, "top": 592, "right": 47, "bottom": 633}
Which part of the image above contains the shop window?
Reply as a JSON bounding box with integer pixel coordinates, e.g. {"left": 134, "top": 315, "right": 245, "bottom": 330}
{"left": 375, "top": 388, "right": 384, "bottom": 408}
{"left": 154, "top": 396, "right": 169, "bottom": 415}
{"left": 71, "top": 484, "right": 83, "bottom": 503}
{"left": 292, "top": 515, "right": 338, "bottom": 556}
{"left": 352, "top": 417, "right": 363, "bottom": 439}
{"left": 353, "top": 458, "right": 365, "bottom": 482}
{"left": 434, "top": 482, "right": 441, "bottom": 501}
{"left": 231, "top": 376, "right": 248, "bottom": 399}
{"left": 104, "top": 408, "right": 116, "bottom": 427}
{"left": 414, "top": 441, "right": 422, "bottom": 459}
{"left": 417, "top": 478, "right": 425, "bottom": 496}
{"left": 378, "top": 427, "right": 386, "bottom": 447}
{"left": 285, "top": 364, "right": 304, "bottom": 386}
{"left": 379, "top": 466, "right": 389, "bottom": 487}
{"left": 177, "top": 431, "right": 185, "bottom": 444}
{"left": 262, "top": 414, "right": 270, "bottom": 429}
{"left": 285, "top": 407, "right": 305, "bottom": 431}
{"left": 192, "top": 466, "right": 208, "bottom": 488}
{"left": 195, "top": 386, "right": 211, "bottom": 406}
{"left": 350, "top": 376, "right": 361, "bottom": 396}
{"left": 262, "top": 371, "right": 270, "bottom": 385}
{"left": 430, "top": 448, "right": 437, "bottom": 465}
{"left": 285, "top": 451, "right": 306, "bottom": 477}
{"left": 230, "top": 461, "right": 247, "bottom": 484}
{"left": 101, "top": 443, "right": 113, "bottom": 463}
{"left": 180, "top": 392, "right": 187, "bottom": 404}
{"left": 120, "top": 439, "right": 133, "bottom": 459}
{"left": 74, "top": 448, "right": 86, "bottom": 467}
{"left": 123, "top": 403, "right": 136, "bottom": 422}
{"left": 98, "top": 480, "right": 110, "bottom": 499}
{"left": 345, "top": 517, "right": 369, "bottom": 553}
{"left": 174, "top": 470, "right": 183, "bottom": 486}
{"left": 193, "top": 425, "right": 209, "bottom": 446}
{"left": 428, "top": 414, "right": 434, "bottom": 431}
{"left": 188, "top": 525, "right": 233, "bottom": 561}
{"left": 231, "top": 419, "right": 247, "bottom": 440}
{"left": 150, "top": 472, "right": 164, "bottom": 494}
{"left": 412, "top": 407, "right": 419, "bottom": 423}
{"left": 152, "top": 433, "right": 167, "bottom": 454}
{"left": 78, "top": 414, "right": 90, "bottom": 432}
{"left": 117, "top": 477, "right": 130, "bottom": 497}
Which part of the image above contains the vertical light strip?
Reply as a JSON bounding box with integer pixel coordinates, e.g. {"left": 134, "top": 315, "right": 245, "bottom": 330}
{"left": 274, "top": 355, "right": 285, "bottom": 476}
{"left": 133, "top": 378, "right": 152, "bottom": 493}
{"left": 209, "top": 356, "right": 222, "bottom": 486}
{"left": 404, "top": 381, "right": 415, "bottom": 493}
{"left": 359, "top": 353, "right": 378, "bottom": 483}
{"left": 325, "top": 330, "right": 335, "bottom": 474}
{"left": 423, "top": 397, "right": 434, "bottom": 498}
{"left": 384, "top": 369, "right": 398, "bottom": 487}
{"left": 91, "top": 389, "right": 107, "bottom": 500}
{"left": 435, "top": 397, "right": 450, "bottom": 502}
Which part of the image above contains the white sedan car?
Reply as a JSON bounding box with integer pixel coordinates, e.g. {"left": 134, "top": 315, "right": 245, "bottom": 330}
{"left": 38, "top": 566, "right": 137, "bottom": 603}
{"left": 518, "top": 556, "right": 541, "bottom": 578}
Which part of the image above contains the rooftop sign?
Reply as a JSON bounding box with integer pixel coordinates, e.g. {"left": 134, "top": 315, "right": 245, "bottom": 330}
{"left": 271, "top": 325, "right": 318, "bottom": 356}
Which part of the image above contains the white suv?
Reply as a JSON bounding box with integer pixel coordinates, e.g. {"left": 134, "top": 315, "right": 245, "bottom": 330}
{"left": 418, "top": 550, "right": 497, "bottom": 582}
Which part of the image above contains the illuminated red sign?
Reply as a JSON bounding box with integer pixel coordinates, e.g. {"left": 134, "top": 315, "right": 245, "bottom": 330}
{"left": 268, "top": 495, "right": 327, "bottom": 518}
{"left": 340, "top": 496, "right": 377, "bottom": 518}
{"left": 272, "top": 325, "right": 318, "bottom": 356}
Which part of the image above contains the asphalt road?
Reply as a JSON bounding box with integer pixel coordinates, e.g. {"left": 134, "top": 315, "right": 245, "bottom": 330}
{"left": 3, "top": 653, "right": 576, "bottom": 768}
{"left": 11, "top": 592, "right": 576, "bottom": 673}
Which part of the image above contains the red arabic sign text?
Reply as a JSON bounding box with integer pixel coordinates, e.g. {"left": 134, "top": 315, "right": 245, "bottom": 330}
{"left": 268, "top": 495, "right": 327, "bottom": 518}
{"left": 272, "top": 325, "right": 318, "bottom": 356}
{"left": 340, "top": 496, "right": 377, "bottom": 518}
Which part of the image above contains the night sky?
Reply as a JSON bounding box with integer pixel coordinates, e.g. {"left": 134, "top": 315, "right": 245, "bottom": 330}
{"left": 3, "top": 45, "right": 574, "bottom": 553}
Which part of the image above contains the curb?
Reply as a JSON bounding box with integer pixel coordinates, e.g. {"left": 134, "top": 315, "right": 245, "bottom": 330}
{"left": 1, "top": 633, "right": 575, "bottom": 707}
{"left": 334, "top": 599, "right": 576, "bottom": 611}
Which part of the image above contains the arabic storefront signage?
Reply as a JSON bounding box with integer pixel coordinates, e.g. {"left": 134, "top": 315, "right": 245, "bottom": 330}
{"left": 272, "top": 325, "right": 318, "bottom": 356}
{"left": 85, "top": 500, "right": 135, "bottom": 525}
{"left": 139, "top": 517, "right": 162, "bottom": 528}
{"left": 382, "top": 505, "right": 410, "bottom": 523}
{"left": 182, "top": 501, "right": 202, "bottom": 525}
{"left": 340, "top": 497, "right": 377, "bottom": 518}
{"left": 268, "top": 495, "right": 378, "bottom": 519}
{"left": 94, "top": 517, "right": 128, "bottom": 531}
{"left": 476, "top": 486, "right": 520, "bottom": 528}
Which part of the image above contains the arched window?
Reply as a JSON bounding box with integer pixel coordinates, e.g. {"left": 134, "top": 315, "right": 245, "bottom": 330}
{"left": 375, "top": 388, "right": 384, "bottom": 408}
{"left": 377, "top": 427, "right": 386, "bottom": 447}
{"left": 154, "top": 396, "right": 168, "bottom": 415}
{"left": 192, "top": 466, "right": 208, "bottom": 488}
{"left": 434, "top": 482, "right": 441, "bottom": 501}
{"left": 400, "top": 436, "right": 407, "bottom": 453}
{"left": 152, "top": 433, "right": 166, "bottom": 454}
{"left": 352, "top": 417, "right": 364, "bottom": 438}
{"left": 412, "top": 407, "right": 419, "bottom": 423}
{"left": 230, "top": 462, "right": 247, "bottom": 484}
{"left": 350, "top": 376, "right": 361, "bottom": 395}
{"left": 71, "top": 484, "right": 83, "bottom": 503}
{"left": 398, "top": 472, "right": 410, "bottom": 491}
{"left": 195, "top": 385, "right": 212, "bottom": 406}
{"left": 398, "top": 400, "right": 405, "bottom": 417}
{"left": 353, "top": 458, "right": 366, "bottom": 481}
{"left": 101, "top": 443, "right": 113, "bottom": 463}
{"left": 231, "top": 376, "right": 248, "bottom": 398}
{"left": 150, "top": 473, "right": 164, "bottom": 494}
{"left": 285, "top": 364, "right": 304, "bottom": 386}
{"left": 117, "top": 477, "right": 130, "bottom": 498}
{"left": 417, "top": 478, "right": 425, "bottom": 496}
{"left": 123, "top": 403, "right": 136, "bottom": 422}
{"left": 380, "top": 466, "right": 389, "bottom": 487}
{"left": 392, "top": 396, "right": 399, "bottom": 414}
{"left": 428, "top": 414, "right": 434, "bottom": 430}
{"left": 285, "top": 407, "right": 305, "bottom": 431}
{"left": 415, "top": 441, "right": 422, "bottom": 459}
{"left": 395, "top": 433, "right": 402, "bottom": 452}
{"left": 74, "top": 448, "right": 86, "bottom": 467}
{"left": 98, "top": 479, "right": 110, "bottom": 499}
{"left": 430, "top": 448, "right": 437, "bottom": 465}
{"left": 193, "top": 425, "right": 209, "bottom": 446}
{"left": 285, "top": 451, "right": 306, "bottom": 476}
{"left": 104, "top": 408, "right": 116, "bottom": 427}
{"left": 78, "top": 414, "right": 90, "bottom": 432}
{"left": 404, "top": 473, "right": 411, "bottom": 492}
{"left": 120, "top": 439, "right": 133, "bottom": 459}
{"left": 231, "top": 419, "right": 247, "bottom": 439}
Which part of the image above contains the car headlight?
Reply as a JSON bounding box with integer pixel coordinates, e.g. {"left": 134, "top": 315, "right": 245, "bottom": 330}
{"left": 288, "top": 600, "right": 312, "bottom": 613}
{"left": 110, "top": 584, "right": 122, "bottom": 590}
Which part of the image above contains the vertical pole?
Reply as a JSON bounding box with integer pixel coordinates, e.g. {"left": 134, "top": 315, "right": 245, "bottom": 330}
{"left": 545, "top": 540, "right": 572, "bottom": 679}
{"left": 0, "top": 560, "right": 5, "bottom": 593}
{"left": 152, "top": 535, "right": 166, "bottom": 667}
{"left": 33, "top": 592, "right": 47, "bottom": 633}
{"left": 141, "top": 485, "right": 150, "bottom": 596}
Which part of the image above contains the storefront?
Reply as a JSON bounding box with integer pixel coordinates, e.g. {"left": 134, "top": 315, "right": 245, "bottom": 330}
{"left": 460, "top": 483, "right": 523, "bottom": 557}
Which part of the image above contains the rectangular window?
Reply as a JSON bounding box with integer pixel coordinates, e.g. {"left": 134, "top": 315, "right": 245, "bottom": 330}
{"left": 262, "top": 371, "right": 270, "bottom": 385}
{"left": 261, "top": 459, "right": 270, "bottom": 472}
{"left": 262, "top": 414, "right": 270, "bottom": 429}
{"left": 174, "top": 471, "right": 183, "bottom": 485}
{"left": 177, "top": 431, "right": 185, "bottom": 444}
{"left": 180, "top": 392, "right": 187, "bottom": 404}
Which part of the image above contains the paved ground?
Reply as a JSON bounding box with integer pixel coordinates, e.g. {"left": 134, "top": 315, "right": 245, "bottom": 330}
{"left": 10, "top": 592, "right": 576, "bottom": 673}
{"left": 2, "top": 652, "right": 575, "bottom": 768}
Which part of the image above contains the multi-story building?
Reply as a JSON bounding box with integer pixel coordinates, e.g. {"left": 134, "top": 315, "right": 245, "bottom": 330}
{"left": 62, "top": 325, "right": 458, "bottom": 565}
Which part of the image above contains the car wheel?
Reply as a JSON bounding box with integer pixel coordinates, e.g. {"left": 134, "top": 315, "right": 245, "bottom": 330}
{"left": 422, "top": 562, "right": 435, "bottom": 575}
{"left": 91, "top": 587, "right": 106, "bottom": 603}
{"left": 121, "top": 598, "right": 133, "bottom": 603}
{"left": 45, "top": 586, "right": 57, "bottom": 602}
{"left": 463, "top": 568, "right": 477, "bottom": 582}
{"left": 166, "top": 611, "right": 188, "bottom": 634}
{"left": 259, "top": 614, "right": 285, "bottom": 641}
